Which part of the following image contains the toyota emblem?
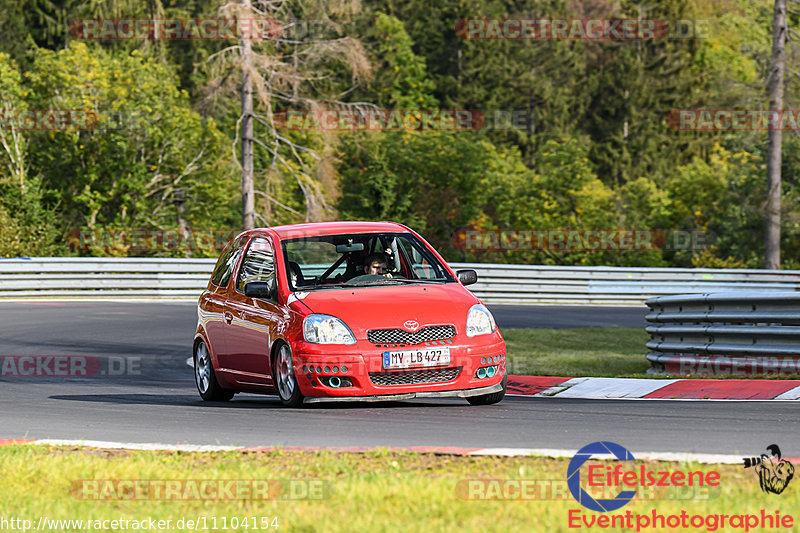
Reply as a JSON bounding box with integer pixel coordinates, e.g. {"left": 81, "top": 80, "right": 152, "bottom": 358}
{"left": 403, "top": 320, "right": 420, "bottom": 331}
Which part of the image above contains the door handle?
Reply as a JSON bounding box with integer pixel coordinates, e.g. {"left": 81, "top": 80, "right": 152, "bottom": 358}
{"left": 224, "top": 311, "right": 233, "bottom": 324}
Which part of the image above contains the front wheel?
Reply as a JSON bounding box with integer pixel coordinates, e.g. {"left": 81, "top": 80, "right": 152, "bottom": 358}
{"left": 467, "top": 375, "right": 506, "bottom": 406}
{"left": 194, "top": 340, "right": 235, "bottom": 401}
{"left": 273, "top": 343, "right": 304, "bottom": 407}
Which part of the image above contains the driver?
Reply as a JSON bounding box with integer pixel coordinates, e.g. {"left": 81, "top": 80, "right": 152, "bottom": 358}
{"left": 363, "top": 252, "right": 390, "bottom": 276}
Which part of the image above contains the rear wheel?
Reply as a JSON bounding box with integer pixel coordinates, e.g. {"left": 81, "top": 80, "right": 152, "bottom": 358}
{"left": 467, "top": 375, "right": 506, "bottom": 405}
{"left": 273, "top": 343, "right": 304, "bottom": 407}
{"left": 194, "top": 340, "right": 235, "bottom": 401}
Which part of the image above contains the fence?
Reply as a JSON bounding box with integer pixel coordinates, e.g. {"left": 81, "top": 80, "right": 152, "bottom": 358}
{"left": 645, "top": 292, "right": 800, "bottom": 376}
{"left": 1, "top": 258, "right": 799, "bottom": 304}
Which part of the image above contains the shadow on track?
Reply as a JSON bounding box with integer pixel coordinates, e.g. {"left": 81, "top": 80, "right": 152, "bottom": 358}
{"left": 47, "top": 393, "right": 466, "bottom": 410}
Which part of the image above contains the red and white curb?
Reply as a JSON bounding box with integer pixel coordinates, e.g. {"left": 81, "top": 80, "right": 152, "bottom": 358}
{"left": 507, "top": 375, "right": 800, "bottom": 400}
{"left": 1, "top": 439, "right": 788, "bottom": 464}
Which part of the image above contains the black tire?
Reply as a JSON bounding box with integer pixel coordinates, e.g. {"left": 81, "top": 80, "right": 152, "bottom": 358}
{"left": 467, "top": 374, "right": 507, "bottom": 405}
{"left": 273, "top": 343, "right": 304, "bottom": 407}
{"left": 194, "top": 339, "right": 235, "bottom": 401}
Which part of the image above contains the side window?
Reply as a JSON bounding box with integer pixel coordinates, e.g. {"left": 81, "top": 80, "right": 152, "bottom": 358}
{"left": 210, "top": 235, "right": 249, "bottom": 288}
{"left": 396, "top": 236, "right": 447, "bottom": 280}
{"left": 236, "top": 236, "right": 275, "bottom": 295}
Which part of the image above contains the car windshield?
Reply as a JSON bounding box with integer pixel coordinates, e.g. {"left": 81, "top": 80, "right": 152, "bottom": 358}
{"left": 281, "top": 232, "right": 455, "bottom": 291}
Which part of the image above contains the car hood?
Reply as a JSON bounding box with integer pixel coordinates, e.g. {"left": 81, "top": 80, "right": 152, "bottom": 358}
{"left": 291, "top": 283, "right": 479, "bottom": 336}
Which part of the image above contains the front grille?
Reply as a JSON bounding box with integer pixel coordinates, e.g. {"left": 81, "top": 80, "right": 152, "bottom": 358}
{"left": 369, "top": 367, "right": 461, "bottom": 386}
{"left": 367, "top": 325, "right": 455, "bottom": 345}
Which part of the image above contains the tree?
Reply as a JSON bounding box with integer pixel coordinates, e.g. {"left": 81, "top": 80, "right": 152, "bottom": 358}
{"left": 203, "top": 0, "right": 371, "bottom": 229}
{"left": 766, "top": 0, "right": 786, "bottom": 269}
{"left": 25, "top": 42, "right": 235, "bottom": 255}
{"left": 0, "top": 53, "right": 62, "bottom": 256}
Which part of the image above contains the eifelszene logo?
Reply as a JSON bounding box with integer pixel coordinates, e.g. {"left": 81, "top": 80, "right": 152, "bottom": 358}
{"left": 568, "top": 441, "right": 637, "bottom": 512}
{"left": 743, "top": 444, "right": 794, "bottom": 495}
{"left": 567, "top": 441, "right": 720, "bottom": 513}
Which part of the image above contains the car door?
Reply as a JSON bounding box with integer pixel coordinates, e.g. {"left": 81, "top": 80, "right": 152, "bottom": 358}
{"left": 203, "top": 234, "right": 249, "bottom": 374}
{"left": 225, "top": 234, "right": 281, "bottom": 386}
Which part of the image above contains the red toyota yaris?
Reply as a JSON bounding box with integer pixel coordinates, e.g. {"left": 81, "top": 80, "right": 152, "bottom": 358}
{"left": 193, "top": 221, "right": 506, "bottom": 407}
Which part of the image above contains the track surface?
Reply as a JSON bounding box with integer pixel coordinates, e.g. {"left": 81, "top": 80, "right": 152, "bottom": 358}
{"left": 1, "top": 301, "right": 796, "bottom": 455}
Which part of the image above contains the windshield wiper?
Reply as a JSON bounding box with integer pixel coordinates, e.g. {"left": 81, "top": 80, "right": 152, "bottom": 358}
{"left": 384, "top": 278, "right": 451, "bottom": 284}
{"left": 296, "top": 283, "right": 346, "bottom": 291}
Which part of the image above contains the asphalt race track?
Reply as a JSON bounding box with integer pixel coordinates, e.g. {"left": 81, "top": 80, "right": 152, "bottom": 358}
{"left": 1, "top": 301, "right": 796, "bottom": 455}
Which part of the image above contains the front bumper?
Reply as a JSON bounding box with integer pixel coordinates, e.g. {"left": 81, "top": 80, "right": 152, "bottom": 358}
{"left": 293, "top": 333, "right": 506, "bottom": 398}
{"left": 303, "top": 381, "right": 504, "bottom": 404}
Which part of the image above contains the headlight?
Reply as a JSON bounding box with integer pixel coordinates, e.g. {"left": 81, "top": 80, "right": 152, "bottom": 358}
{"left": 303, "top": 314, "right": 356, "bottom": 345}
{"left": 466, "top": 304, "right": 496, "bottom": 337}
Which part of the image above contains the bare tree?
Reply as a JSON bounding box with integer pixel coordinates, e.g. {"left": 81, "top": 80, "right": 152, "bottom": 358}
{"left": 766, "top": 0, "right": 786, "bottom": 269}
{"left": 0, "top": 61, "right": 27, "bottom": 194}
{"left": 205, "top": 0, "right": 371, "bottom": 229}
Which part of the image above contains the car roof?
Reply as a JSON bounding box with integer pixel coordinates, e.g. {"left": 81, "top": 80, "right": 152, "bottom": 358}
{"left": 261, "top": 221, "right": 410, "bottom": 239}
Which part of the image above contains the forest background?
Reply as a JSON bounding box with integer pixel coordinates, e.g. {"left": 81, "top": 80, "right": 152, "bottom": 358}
{"left": 0, "top": 0, "right": 795, "bottom": 269}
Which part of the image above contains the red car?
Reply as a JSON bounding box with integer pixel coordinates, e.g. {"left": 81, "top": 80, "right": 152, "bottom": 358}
{"left": 193, "top": 221, "right": 506, "bottom": 407}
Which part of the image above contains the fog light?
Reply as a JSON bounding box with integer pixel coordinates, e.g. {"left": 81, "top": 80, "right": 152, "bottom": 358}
{"left": 342, "top": 366, "right": 348, "bottom": 373}
{"left": 333, "top": 366, "right": 339, "bottom": 373}
{"left": 480, "top": 357, "right": 486, "bottom": 365}
{"left": 324, "top": 366, "right": 330, "bottom": 373}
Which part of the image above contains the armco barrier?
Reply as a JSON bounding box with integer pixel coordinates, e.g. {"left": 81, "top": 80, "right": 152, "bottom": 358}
{"left": 0, "top": 258, "right": 799, "bottom": 304}
{"left": 645, "top": 292, "right": 800, "bottom": 376}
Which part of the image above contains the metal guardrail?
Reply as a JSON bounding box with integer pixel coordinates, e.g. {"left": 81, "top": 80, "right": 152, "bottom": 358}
{"left": 645, "top": 292, "right": 800, "bottom": 375}
{"left": 0, "top": 258, "right": 216, "bottom": 298}
{"left": 1, "top": 258, "right": 799, "bottom": 304}
{"left": 449, "top": 263, "right": 800, "bottom": 305}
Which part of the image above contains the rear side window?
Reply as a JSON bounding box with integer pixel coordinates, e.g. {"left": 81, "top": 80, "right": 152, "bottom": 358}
{"left": 236, "top": 236, "right": 275, "bottom": 293}
{"left": 210, "top": 235, "right": 249, "bottom": 287}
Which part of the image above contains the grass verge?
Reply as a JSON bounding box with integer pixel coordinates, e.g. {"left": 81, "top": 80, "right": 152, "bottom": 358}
{"left": 502, "top": 327, "right": 654, "bottom": 378}
{"left": 501, "top": 327, "right": 800, "bottom": 379}
{"left": 2, "top": 446, "right": 796, "bottom": 533}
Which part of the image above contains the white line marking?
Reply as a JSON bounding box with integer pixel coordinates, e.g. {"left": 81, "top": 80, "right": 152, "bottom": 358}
{"left": 18, "top": 440, "right": 750, "bottom": 463}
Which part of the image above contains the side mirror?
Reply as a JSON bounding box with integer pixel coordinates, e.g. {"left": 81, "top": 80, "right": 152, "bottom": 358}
{"left": 245, "top": 281, "right": 275, "bottom": 300}
{"left": 456, "top": 269, "right": 478, "bottom": 286}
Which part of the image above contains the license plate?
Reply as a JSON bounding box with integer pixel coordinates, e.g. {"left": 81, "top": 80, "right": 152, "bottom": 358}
{"left": 382, "top": 348, "right": 451, "bottom": 369}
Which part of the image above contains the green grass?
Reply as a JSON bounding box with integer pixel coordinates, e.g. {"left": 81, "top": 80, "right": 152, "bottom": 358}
{"left": 2, "top": 446, "right": 796, "bottom": 533}
{"left": 502, "top": 327, "right": 800, "bottom": 379}
{"left": 502, "top": 327, "right": 654, "bottom": 378}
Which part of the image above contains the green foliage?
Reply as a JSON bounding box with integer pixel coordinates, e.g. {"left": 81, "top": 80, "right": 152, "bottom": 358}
{"left": 666, "top": 145, "right": 764, "bottom": 267}
{"left": 357, "top": 12, "right": 439, "bottom": 108}
{"left": 23, "top": 43, "right": 236, "bottom": 256}
{"left": 0, "top": 53, "right": 63, "bottom": 257}
{"left": 1, "top": 0, "right": 797, "bottom": 267}
{"left": 337, "top": 130, "right": 487, "bottom": 251}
